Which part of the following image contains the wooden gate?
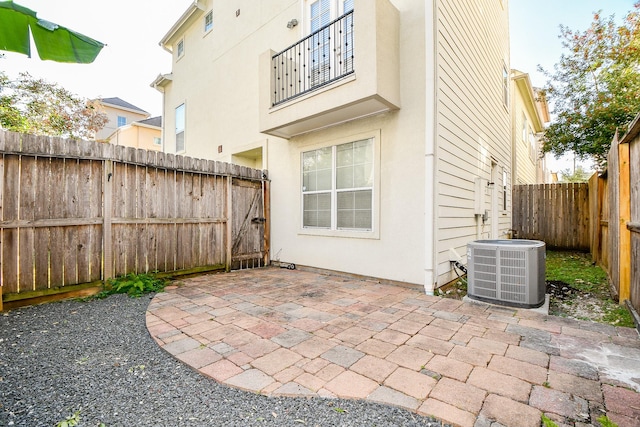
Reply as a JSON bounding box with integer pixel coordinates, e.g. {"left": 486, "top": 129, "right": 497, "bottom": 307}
{"left": 230, "top": 178, "right": 267, "bottom": 270}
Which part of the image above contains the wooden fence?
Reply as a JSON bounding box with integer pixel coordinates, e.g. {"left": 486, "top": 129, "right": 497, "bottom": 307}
{"left": 589, "top": 115, "right": 640, "bottom": 316}
{"left": 511, "top": 183, "right": 590, "bottom": 250}
{"left": 626, "top": 117, "right": 640, "bottom": 315}
{"left": 0, "top": 131, "right": 269, "bottom": 310}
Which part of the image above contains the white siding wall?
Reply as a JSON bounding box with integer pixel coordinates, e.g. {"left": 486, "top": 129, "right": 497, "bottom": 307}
{"left": 434, "top": 0, "right": 511, "bottom": 285}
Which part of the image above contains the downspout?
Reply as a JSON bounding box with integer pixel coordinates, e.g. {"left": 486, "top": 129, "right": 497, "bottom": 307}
{"left": 424, "top": 0, "right": 437, "bottom": 295}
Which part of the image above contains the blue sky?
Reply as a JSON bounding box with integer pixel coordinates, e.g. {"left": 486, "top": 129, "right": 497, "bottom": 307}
{"left": 510, "top": 0, "right": 635, "bottom": 88}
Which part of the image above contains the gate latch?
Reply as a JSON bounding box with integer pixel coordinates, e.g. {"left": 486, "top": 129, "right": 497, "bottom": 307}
{"left": 251, "top": 217, "right": 266, "bottom": 224}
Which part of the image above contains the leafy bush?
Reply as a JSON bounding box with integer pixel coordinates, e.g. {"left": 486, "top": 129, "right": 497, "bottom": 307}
{"left": 97, "top": 273, "right": 167, "bottom": 298}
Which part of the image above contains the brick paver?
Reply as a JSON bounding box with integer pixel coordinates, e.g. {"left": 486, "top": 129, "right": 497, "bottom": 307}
{"left": 480, "top": 394, "right": 541, "bottom": 427}
{"left": 147, "top": 267, "right": 640, "bottom": 427}
{"left": 419, "top": 398, "right": 476, "bottom": 427}
{"left": 487, "top": 355, "right": 548, "bottom": 384}
{"left": 429, "top": 377, "right": 486, "bottom": 413}
{"left": 384, "top": 367, "right": 437, "bottom": 399}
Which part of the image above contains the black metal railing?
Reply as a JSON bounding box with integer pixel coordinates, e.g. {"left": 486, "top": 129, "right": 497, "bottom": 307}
{"left": 271, "top": 10, "right": 354, "bottom": 107}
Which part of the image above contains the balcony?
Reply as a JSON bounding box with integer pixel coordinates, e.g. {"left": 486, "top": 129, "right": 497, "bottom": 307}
{"left": 259, "top": 0, "right": 400, "bottom": 139}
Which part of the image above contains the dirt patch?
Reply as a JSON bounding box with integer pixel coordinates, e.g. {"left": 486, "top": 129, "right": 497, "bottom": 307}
{"left": 438, "top": 263, "right": 634, "bottom": 328}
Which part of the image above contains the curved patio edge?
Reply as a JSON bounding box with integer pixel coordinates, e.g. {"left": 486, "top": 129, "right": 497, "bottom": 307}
{"left": 145, "top": 267, "right": 640, "bottom": 427}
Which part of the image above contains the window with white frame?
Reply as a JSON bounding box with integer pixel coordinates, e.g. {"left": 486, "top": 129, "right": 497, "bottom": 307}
{"left": 521, "top": 113, "right": 527, "bottom": 144}
{"left": 529, "top": 126, "right": 536, "bottom": 160}
{"left": 502, "top": 168, "right": 508, "bottom": 211}
{"left": 117, "top": 116, "right": 126, "bottom": 127}
{"left": 204, "top": 11, "right": 213, "bottom": 32}
{"left": 503, "top": 66, "right": 509, "bottom": 108}
{"left": 153, "top": 137, "right": 162, "bottom": 146}
{"left": 175, "top": 103, "right": 185, "bottom": 153}
{"left": 302, "top": 138, "right": 374, "bottom": 231}
{"left": 177, "top": 39, "right": 184, "bottom": 59}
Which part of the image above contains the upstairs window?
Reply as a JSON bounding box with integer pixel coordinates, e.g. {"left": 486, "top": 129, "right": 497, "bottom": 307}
{"left": 503, "top": 66, "right": 509, "bottom": 108}
{"left": 204, "top": 11, "right": 213, "bottom": 32}
{"left": 117, "top": 116, "right": 126, "bottom": 127}
{"left": 175, "top": 103, "right": 185, "bottom": 153}
{"left": 177, "top": 39, "right": 184, "bottom": 59}
{"left": 153, "top": 137, "right": 162, "bottom": 146}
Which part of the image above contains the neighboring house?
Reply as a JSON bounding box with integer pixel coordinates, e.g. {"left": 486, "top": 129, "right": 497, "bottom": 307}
{"left": 107, "top": 116, "right": 163, "bottom": 151}
{"left": 153, "top": 0, "right": 511, "bottom": 293}
{"left": 511, "top": 70, "right": 551, "bottom": 184}
{"left": 93, "top": 97, "right": 150, "bottom": 142}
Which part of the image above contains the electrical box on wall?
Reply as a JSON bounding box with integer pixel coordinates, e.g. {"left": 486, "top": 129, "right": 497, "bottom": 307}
{"left": 474, "top": 177, "right": 487, "bottom": 215}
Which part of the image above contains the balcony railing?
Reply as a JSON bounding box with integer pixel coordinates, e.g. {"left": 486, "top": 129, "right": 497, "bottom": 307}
{"left": 272, "top": 10, "right": 354, "bottom": 107}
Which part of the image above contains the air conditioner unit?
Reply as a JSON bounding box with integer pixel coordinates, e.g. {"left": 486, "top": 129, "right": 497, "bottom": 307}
{"left": 467, "top": 239, "right": 546, "bottom": 308}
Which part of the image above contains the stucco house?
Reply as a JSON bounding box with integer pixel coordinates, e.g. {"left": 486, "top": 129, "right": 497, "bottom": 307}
{"left": 153, "top": 0, "right": 512, "bottom": 294}
{"left": 510, "top": 70, "right": 551, "bottom": 184}
{"left": 93, "top": 97, "right": 151, "bottom": 142}
{"left": 106, "top": 116, "right": 163, "bottom": 151}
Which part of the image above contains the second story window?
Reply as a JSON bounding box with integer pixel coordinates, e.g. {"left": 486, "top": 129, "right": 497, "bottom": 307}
{"left": 175, "top": 103, "right": 185, "bottom": 153}
{"left": 204, "top": 11, "right": 213, "bottom": 32}
{"left": 177, "top": 39, "right": 184, "bottom": 59}
{"left": 117, "top": 116, "right": 126, "bottom": 127}
{"left": 503, "top": 66, "right": 509, "bottom": 108}
{"left": 153, "top": 137, "right": 162, "bottom": 146}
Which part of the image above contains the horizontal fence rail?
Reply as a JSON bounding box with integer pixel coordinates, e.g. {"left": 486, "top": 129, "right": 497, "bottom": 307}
{"left": 0, "top": 131, "right": 268, "bottom": 306}
{"left": 272, "top": 10, "right": 354, "bottom": 106}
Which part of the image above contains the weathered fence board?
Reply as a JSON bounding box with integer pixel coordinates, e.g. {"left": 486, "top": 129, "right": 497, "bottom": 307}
{"left": 0, "top": 131, "right": 268, "bottom": 308}
{"left": 620, "top": 115, "right": 640, "bottom": 316}
{"left": 512, "top": 183, "right": 590, "bottom": 250}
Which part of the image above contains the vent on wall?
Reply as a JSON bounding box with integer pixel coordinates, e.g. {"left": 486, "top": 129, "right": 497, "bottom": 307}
{"left": 467, "top": 239, "right": 546, "bottom": 308}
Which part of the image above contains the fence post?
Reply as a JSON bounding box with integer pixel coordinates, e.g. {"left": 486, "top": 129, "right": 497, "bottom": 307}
{"left": 620, "top": 142, "right": 631, "bottom": 303}
{"left": 263, "top": 178, "right": 270, "bottom": 267}
{"left": 226, "top": 176, "right": 233, "bottom": 272}
{"left": 103, "top": 160, "right": 113, "bottom": 282}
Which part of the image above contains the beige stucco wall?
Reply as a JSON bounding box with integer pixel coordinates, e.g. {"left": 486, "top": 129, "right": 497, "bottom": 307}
{"left": 95, "top": 104, "right": 149, "bottom": 142}
{"left": 159, "top": 0, "right": 511, "bottom": 290}
{"left": 109, "top": 125, "right": 162, "bottom": 151}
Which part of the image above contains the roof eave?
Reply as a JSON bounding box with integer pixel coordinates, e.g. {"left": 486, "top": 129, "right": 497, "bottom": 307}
{"left": 512, "top": 72, "right": 545, "bottom": 132}
{"left": 159, "top": 0, "right": 206, "bottom": 51}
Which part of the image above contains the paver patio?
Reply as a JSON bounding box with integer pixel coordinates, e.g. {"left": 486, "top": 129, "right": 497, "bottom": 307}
{"left": 146, "top": 267, "right": 640, "bottom": 427}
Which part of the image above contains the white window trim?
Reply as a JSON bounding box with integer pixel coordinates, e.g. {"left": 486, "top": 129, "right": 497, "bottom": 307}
{"left": 176, "top": 38, "right": 185, "bottom": 60}
{"left": 175, "top": 103, "right": 186, "bottom": 154}
{"left": 204, "top": 10, "right": 213, "bottom": 34}
{"left": 298, "top": 129, "right": 381, "bottom": 240}
{"left": 502, "top": 65, "right": 509, "bottom": 109}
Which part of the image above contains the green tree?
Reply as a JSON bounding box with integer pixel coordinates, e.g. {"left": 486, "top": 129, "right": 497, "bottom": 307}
{"left": 540, "top": 4, "right": 640, "bottom": 168}
{"left": 0, "top": 72, "right": 107, "bottom": 140}
{"left": 559, "top": 165, "right": 591, "bottom": 183}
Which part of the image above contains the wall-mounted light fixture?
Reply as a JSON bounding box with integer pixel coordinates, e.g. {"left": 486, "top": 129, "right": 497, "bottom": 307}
{"left": 286, "top": 19, "right": 298, "bottom": 29}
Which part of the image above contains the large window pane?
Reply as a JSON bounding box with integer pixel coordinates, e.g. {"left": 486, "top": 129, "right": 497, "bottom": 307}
{"left": 337, "top": 190, "right": 372, "bottom": 230}
{"left": 303, "top": 193, "right": 331, "bottom": 228}
{"left": 303, "top": 147, "right": 332, "bottom": 192}
{"left": 336, "top": 139, "right": 373, "bottom": 189}
{"left": 175, "top": 103, "right": 185, "bottom": 152}
{"left": 302, "top": 138, "right": 374, "bottom": 231}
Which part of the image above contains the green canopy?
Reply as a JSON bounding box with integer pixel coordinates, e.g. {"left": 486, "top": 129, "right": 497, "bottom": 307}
{"left": 0, "top": 0, "right": 104, "bottom": 63}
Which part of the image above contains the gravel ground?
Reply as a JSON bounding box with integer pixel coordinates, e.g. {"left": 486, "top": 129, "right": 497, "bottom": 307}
{"left": 0, "top": 294, "right": 447, "bottom": 427}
